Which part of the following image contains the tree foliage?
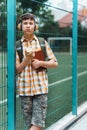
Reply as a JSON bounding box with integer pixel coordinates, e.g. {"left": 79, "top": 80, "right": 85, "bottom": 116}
{"left": 0, "top": 0, "right": 87, "bottom": 52}
{"left": 18, "top": 0, "right": 48, "bottom": 13}
{"left": 0, "top": 0, "right": 7, "bottom": 48}
{"left": 16, "top": 0, "right": 59, "bottom": 40}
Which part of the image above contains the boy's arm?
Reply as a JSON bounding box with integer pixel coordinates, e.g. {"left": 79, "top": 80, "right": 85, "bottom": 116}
{"left": 16, "top": 50, "right": 34, "bottom": 74}
{"left": 16, "top": 58, "right": 30, "bottom": 74}
{"left": 40, "top": 59, "right": 58, "bottom": 68}
{"left": 31, "top": 59, "right": 58, "bottom": 70}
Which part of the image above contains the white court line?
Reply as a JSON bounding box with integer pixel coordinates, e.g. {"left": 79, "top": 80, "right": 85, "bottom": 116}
{"left": 0, "top": 95, "right": 19, "bottom": 104}
{"left": 49, "top": 70, "right": 87, "bottom": 87}
{"left": 0, "top": 71, "right": 87, "bottom": 105}
{"left": 0, "top": 98, "right": 7, "bottom": 104}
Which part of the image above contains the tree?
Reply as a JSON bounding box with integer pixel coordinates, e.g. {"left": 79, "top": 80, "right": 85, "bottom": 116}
{"left": 0, "top": 0, "right": 7, "bottom": 48}
{"left": 17, "top": 0, "right": 59, "bottom": 39}
{"left": 38, "top": 8, "right": 59, "bottom": 39}
{"left": 18, "top": 0, "right": 48, "bottom": 13}
{"left": 78, "top": 22, "right": 87, "bottom": 52}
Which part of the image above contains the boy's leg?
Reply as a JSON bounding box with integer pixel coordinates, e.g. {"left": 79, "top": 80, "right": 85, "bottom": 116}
{"left": 20, "top": 96, "right": 33, "bottom": 129}
{"left": 29, "top": 125, "right": 41, "bottom": 130}
{"left": 31, "top": 94, "right": 47, "bottom": 129}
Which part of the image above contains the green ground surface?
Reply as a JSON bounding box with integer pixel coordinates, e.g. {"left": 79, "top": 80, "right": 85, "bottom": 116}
{"left": 0, "top": 52, "right": 87, "bottom": 130}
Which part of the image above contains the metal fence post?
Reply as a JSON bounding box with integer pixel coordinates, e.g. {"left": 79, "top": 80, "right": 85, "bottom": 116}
{"left": 7, "top": 0, "right": 16, "bottom": 129}
{"left": 72, "top": 0, "right": 78, "bottom": 115}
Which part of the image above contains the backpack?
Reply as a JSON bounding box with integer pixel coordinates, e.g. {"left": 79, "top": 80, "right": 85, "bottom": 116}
{"left": 16, "top": 37, "right": 47, "bottom": 63}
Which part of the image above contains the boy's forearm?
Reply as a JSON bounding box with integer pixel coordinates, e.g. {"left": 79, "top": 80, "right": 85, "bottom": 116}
{"left": 41, "top": 60, "right": 58, "bottom": 68}
{"left": 16, "top": 59, "right": 29, "bottom": 74}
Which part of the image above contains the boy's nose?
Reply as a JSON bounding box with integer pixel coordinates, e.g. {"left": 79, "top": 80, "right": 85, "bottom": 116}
{"left": 27, "top": 24, "right": 30, "bottom": 27}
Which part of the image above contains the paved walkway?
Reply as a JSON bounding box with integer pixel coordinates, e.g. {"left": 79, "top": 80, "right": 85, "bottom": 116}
{"left": 68, "top": 113, "right": 87, "bottom": 130}
{"left": 46, "top": 102, "right": 87, "bottom": 130}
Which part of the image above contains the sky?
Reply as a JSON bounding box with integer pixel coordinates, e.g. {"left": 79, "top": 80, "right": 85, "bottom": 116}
{"left": 47, "top": 0, "right": 87, "bottom": 21}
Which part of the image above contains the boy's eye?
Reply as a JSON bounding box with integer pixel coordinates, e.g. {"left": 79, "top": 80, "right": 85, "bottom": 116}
{"left": 24, "top": 22, "right": 27, "bottom": 25}
{"left": 23, "top": 22, "right": 33, "bottom": 25}
{"left": 30, "top": 22, "right": 33, "bottom": 25}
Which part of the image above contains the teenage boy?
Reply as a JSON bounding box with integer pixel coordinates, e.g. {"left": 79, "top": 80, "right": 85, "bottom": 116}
{"left": 16, "top": 13, "right": 58, "bottom": 130}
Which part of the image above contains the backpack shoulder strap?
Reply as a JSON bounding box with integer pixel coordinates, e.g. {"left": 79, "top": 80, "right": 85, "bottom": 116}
{"left": 38, "top": 37, "right": 47, "bottom": 58}
{"left": 16, "top": 40, "right": 23, "bottom": 62}
{"left": 16, "top": 37, "right": 47, "bottom": 62}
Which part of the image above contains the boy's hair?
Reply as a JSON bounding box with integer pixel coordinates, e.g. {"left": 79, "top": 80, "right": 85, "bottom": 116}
{"left": 19, "top": 13, "right": 37, "bottom": 23}
{"left": 17, "top": 13, "right": 38, "bottom": 31}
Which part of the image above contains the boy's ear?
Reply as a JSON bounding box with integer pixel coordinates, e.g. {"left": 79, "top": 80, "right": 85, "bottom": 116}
{"left": 17, "top": 23, "right": 22, "bottom": 30}
{"left": 34, "top": 24, "right": 38, "bottom": 31}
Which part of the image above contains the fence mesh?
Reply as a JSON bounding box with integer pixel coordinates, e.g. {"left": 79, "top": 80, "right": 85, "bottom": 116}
{"left": 0, "top": 0, "right": 7, "bottom": 129}
{"left": 0, "top": 0, "right": 87, "bottom": 130}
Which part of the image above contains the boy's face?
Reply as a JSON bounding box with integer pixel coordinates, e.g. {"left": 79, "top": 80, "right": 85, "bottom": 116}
{"left": 22, "top": 19, "right": 35, "bottom": 35}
